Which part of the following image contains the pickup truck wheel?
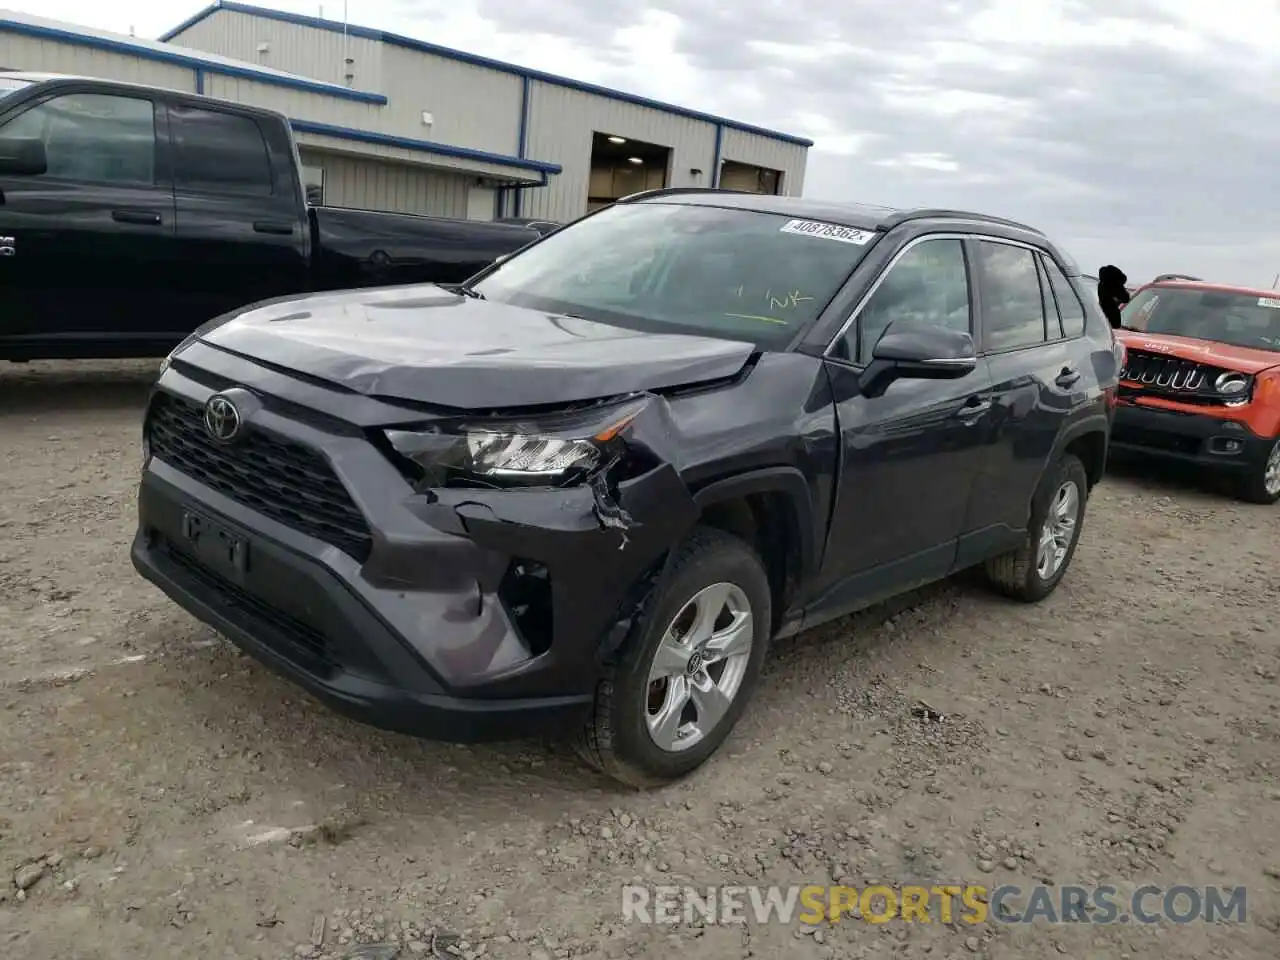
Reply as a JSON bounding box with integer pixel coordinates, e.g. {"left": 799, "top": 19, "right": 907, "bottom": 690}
{"left": 1232, "top": 438, "right": 1280, "bottom": 504}
{"left": 983, "top": 452, "right": 1089, "bottom": 603}
{"left": 577, "top": 527, "right": 772, "bottom": 789}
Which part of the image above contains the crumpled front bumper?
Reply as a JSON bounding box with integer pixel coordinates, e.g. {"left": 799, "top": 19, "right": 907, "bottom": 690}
{"left": 130, "top": 364, "right": 699, "bottom": 743}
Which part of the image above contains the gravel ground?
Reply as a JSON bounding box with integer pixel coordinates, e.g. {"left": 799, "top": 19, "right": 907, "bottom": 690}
{"left": 2, "top": 359, "right": 1279, "bottom": 960}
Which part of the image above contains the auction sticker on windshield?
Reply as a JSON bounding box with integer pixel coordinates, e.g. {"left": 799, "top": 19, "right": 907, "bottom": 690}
{"left": 1258, "top": 297, "right": 1280, "bottom": 309}
{"left": 780, "top": 220, "right": 876, "bottom": 245}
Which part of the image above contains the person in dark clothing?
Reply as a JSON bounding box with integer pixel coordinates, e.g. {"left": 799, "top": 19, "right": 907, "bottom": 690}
{"left": 1097, "top": 265, "right": 1131, "bottom": 328}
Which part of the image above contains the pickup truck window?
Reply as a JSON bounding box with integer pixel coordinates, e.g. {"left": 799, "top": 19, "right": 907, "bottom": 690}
{"left": 0, "top": 93, "right": 155, "bottom": 185}
{"left": 471, "top": 201, "right": 875, "bottom": 349}
{"left": 170, "top": 105, "right": 273, "bottom": 196}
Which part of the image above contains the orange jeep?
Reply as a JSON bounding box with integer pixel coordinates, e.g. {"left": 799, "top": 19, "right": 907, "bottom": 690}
{"left": 1113, "top": 280, "right": 1280, "bottom": 503}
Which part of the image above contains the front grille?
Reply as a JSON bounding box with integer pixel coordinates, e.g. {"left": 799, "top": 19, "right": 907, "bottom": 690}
{"left": 1120, "top": 349, "right": 1214, "bottom": 391}
{"left": 147, "top": 392, "right": 373, "bottom": 563}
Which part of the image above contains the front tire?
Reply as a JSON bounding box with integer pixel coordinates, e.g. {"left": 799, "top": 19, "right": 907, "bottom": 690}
{"left": 1232, "top": 437, "right": 1280, "bottom": 504}
{"left": 983, "top": 452, "right": 1089, "bottom": 602}
{"left": 577, "top": 526, "right": 772, "bottom": 789}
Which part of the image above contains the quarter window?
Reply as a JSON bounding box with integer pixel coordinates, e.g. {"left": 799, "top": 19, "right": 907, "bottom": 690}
{"left": 974, "top": 240, "right": 1047, "bottom": 352}
{"left": 843, "top": 238, "right": 971, "bottom": 364}
{"left": 1035, "top": 255, "right": 1064, "bottom": 339}
{"left": 170, "top": 105, "right": 273, "bottom": 195}
{"left": 0, "top": 92, "right": 156, "bottom": 185}
{"left": 1041, "top": 255, "right": 1087, "bottom": 337}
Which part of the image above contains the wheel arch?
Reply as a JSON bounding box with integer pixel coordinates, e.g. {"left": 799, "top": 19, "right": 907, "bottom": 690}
{"left": 691, "top": 467, "right": 817, "bottom": 633}
{"left": 1052, "top": 414, "right": 1111, "bottom": 489}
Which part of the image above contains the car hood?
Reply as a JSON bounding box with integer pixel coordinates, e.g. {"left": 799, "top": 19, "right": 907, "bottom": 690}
{"left": 1116, "top": 330, "right": 1280, "bottom": 374}
{"left": 196, "top": 284, "right": 756, "bottom": 409}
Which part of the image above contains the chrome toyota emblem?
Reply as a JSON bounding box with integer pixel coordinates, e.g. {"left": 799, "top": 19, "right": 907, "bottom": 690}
{"left": 686, "top": 649, "right": 706, "bottom": 677}
{"left": 203, "top": 394, "right": 242, "bottom": 442}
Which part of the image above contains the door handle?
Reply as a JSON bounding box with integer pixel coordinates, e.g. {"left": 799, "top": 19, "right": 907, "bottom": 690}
{"left": 253, "top": 221, "right": 295, "bottom": 235}
{"left": 1055, "top": 367, "right": 1081, "bottom": 388}
{"left": 112, "top": 209, "right": 162, "bottom": 226}
{"left": 953, "top": 397, "right": 992, "bottom": 421}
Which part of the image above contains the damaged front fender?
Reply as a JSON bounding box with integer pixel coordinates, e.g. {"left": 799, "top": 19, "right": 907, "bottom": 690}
{"left": 375, "top": 396, "right": 701, "bottom": 695}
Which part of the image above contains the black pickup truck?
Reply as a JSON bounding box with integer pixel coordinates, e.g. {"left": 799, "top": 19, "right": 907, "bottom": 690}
{"left": 0, "top": 72, "right": 542, "bottom": 361}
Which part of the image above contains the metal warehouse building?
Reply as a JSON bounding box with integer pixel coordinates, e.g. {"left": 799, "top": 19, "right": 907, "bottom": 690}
{"left": 0, "top": 2, "right": 813, "bottom": 222}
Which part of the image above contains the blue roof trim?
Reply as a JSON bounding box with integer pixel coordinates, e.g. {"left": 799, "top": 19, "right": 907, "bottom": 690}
{"left": 0, "top": 15, "right": 387, "bottom": 105}
{"left": 163, "top": 2, "right": 815, "bottom": 148}
{"left": 288, "top": 118, "right": 563, "bottom": 175}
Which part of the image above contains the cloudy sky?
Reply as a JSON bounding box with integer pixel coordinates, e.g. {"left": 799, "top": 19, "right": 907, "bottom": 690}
{"left": 10, "top": 0, "right": 1280, "bottom": 287}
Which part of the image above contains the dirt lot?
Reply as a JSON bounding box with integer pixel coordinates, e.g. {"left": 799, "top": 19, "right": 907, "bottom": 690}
{"left": 2, "top": 360, "right": 1278, "bottom": 960}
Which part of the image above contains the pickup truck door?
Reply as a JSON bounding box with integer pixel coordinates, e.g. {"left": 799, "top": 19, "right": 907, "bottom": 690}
{"left": 808, "top": 236, "right": 996, "bottom": 614}
{"left": 0, "top": 88, "right": 175, "bottom": 353}
{"left": 166, "top": 100, "right": 309, "bottom": 330}
{"left": 956, "top": 238, "right": 1084, "bottom": 566}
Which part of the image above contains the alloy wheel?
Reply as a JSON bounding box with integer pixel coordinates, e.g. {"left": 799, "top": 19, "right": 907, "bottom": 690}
{"left": 644, "top": 582, "right": 754, "bottom": 753}
{"left": 1036, "top": 479, "right": 1080, "bottom": 580}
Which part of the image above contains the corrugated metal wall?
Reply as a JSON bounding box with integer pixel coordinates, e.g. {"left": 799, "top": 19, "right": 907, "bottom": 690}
{"left": 174, "top": 8, "right": 524, "bottom": 156}
{"left": 299, "top": 148, "right": 470, "bottom": 217}
{"left": 379, "top": 45, "right": 521, "bottom": 156}
{"left": 0, "top": 32, "right": 195, "bottom": 91}
{"left": 173, "top": 7, "right": 386, "bottom": 90}
{"left": 720, "top": 128, "right": 807, "bottom": 196}
{"left": 199, "top": 73, "right": 384, "bottom": 131}
{"left": 522, "top": 81, "right": 717, "bottom": 222}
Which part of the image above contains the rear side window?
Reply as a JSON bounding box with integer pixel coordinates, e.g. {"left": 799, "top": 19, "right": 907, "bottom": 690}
{"left": 170, "top": 105, "right": 273, "bottom": 195}
{"left": 973, "top": 240, "right": 1047, "bottom": 352}
{"left": 1035, "top": 256, "right": 1063, "bottom": 339}
{"left": 0, "top": 92, "right": 155, "bottom": 185}
{"left": 1040, "top": 255, "right": 1087, "bottom": 338}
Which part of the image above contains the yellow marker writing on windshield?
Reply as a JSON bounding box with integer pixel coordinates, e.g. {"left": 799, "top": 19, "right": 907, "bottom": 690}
{"left": 766, "top": 289, "right": 814, "bottom": 311}
{"left": 723, "top": 312, "right": 790, "bottom": 325}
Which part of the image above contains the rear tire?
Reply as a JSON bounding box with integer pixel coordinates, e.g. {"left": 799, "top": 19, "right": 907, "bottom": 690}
{"left": 576, "top": 526, "right": 772, "bottom": 789}
{"left": 983, "top": 453, "right": 1089, "bottom": 602}
{"left": 1231, "top": 437, "right": 1280, "bottom": 504}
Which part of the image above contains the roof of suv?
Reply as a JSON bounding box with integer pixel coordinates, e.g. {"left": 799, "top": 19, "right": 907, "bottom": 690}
{"left": 622, "top": 187, "right": 1043, "bottom": 234}
{"left": 617, "top": 187, "right": 1083, "bottom": 273}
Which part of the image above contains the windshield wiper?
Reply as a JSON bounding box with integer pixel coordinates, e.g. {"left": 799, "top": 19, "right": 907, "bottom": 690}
{"left": 456, "top": 286, "right": 486, "bottom": 300}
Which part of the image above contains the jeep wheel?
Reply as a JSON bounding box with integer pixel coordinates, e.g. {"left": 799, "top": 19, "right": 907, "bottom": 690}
{"left": 983, "top": 452, "right": 1089, "bottom": 602}
{"left": 1232, "top": 438, "right": 1280, "bottom": 505}
{"left": 577, "top": 527, "right": 772, "bottom": 789}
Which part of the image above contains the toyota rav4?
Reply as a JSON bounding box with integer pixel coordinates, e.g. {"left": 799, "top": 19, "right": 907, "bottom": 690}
{"left": 132, "top": 188, "right": 1119, "bottom": 787}
{"left": 1114, "top": 280, "right": 1280, "bottom": 503}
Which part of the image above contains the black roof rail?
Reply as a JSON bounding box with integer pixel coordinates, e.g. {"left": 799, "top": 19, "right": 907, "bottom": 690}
{"left": 616, "top": 186, "right": 750, "bottom": 203}
{"left": 880, "top": 208, "right": 1045, "bottom": 236}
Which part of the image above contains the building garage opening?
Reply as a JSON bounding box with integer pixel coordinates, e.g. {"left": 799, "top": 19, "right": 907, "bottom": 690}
{"left": 588, "top": 132, "right": 669, "bottom": 211}
{"left": 719, "top": 160, "right": 782, "bottom": 195}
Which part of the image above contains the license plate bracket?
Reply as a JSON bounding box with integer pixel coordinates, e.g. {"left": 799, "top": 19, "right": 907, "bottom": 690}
{"left": 181, "top": 508, "right": 250, "bottom": 578}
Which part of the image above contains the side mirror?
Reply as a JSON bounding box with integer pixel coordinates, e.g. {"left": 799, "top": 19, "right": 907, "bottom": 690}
{"left": 0, "top": 136, "right": 47, "bottom": 176}
{"left": 858, "top": 327, "right": 977, "bottom": 397}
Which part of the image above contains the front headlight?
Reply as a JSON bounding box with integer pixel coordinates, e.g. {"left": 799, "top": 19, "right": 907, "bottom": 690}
{"left": 1214, "top": 371, "right": 1250, "bottom": 396}
{"left": 383, "top": 398, "right": 647, "bottom": 489}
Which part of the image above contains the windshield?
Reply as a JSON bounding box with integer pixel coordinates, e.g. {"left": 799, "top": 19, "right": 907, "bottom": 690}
{"left": 471, "top": 201, "right": 878, "bottom": 348}
{"left": 0, "top": 76, "right": 32, "bottom": 102}
{"left": 1122, "top": 286, "right": 1280, "bottom": 352}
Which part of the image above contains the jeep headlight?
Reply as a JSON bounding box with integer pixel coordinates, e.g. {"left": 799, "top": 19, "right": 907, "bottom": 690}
{"left": 383, "top": 398, "right": 647, "bottom": 489}
{"left": 1214, "top": 372, "right": 1250, "bottom": 396}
